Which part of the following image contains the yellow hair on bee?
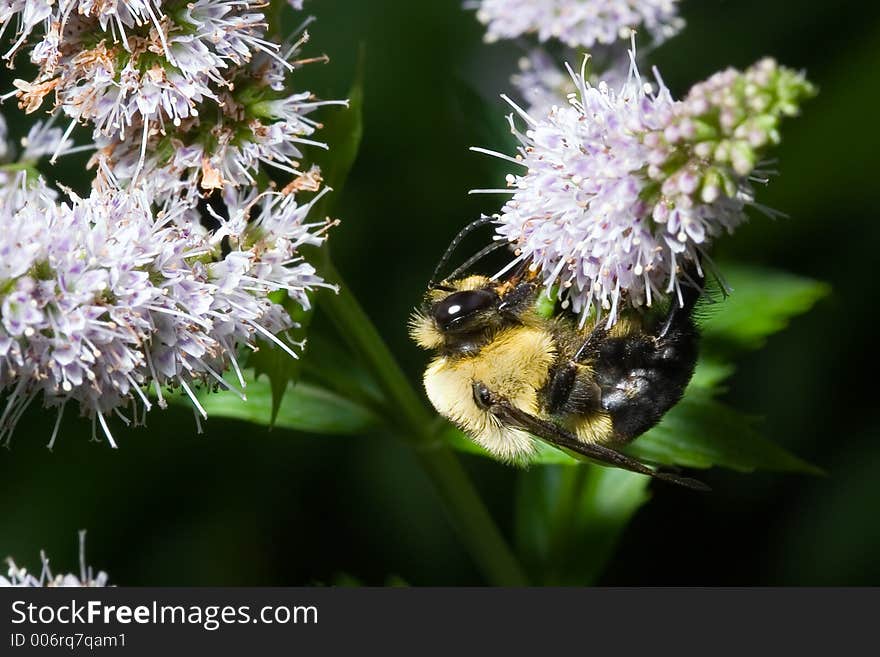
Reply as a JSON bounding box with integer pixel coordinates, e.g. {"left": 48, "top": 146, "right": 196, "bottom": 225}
{"left": 454, "top": 275, "right": 493, "bottom": 292}
{"left": 607, "top": 315, "right": 642, "bottom": 339}
{"left": 426, "top": 275, "right": 494, "bottom": 304}
{"left": 423, "top": 326, "right": 556, "bottom": 462}
{"left": 408, "top": 310, "right": 444, "bottom": 350}
{"left": 570, "top": 412, "right": 614, "bottom": 444}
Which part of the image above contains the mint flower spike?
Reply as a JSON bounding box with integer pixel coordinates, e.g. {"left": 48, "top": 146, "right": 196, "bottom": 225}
{"left": 472, "top": 0, "right": 684, "bottom": 49}
{"left": 0, "top": 3, "right": 343, "bottom": 445}
{"left": 678, "top": 58, "right": 817, "bottom": 178}
{"left": 0, "top": 168, "right": 335, "bottom": 448}
{"left": 91, "top": 22, "right": 348, "bottom": 194}
{"left": 0, "top": 1, "right": 343, "bottom": 191}
{"left": 1, "top": 1, "right": 277, "bottom": 140}
{"left": 1, "top": 531, "right": 109, "bottom": 587}
{"left": 477, "top": 53, "right": 815, "bottom": 328}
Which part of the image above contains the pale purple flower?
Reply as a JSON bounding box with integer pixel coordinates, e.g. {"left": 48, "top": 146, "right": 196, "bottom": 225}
{"left": 0, "top": 1, "right": 299, "bottom": 170}
{"left": 473, "top": 0, "right": 684, "bottom": 49}
{"left": 477, "top": 54, "right": 814, "bottom": 326}
{"left": 0, "top": 171, "right": 335, "bottom": 446}
{"left": 19, "top": 119, "right": 80, "bottom": 161}
{"left": 91, "top": 39, "right": 346, "bottom": 193}
{"left": 511, "top": 50, "right": 577, "bottom": 119}
{"left": 1, "top": 1, "right": 342, "bottom": 193}
{"left": 0, "top": 1, "right": 343, "bottom": 446}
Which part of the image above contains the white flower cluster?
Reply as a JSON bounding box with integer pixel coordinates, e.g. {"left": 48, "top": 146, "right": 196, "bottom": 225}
{"left": 0, "top": 170, "right": 332, "bottom": 445}
{"left": 0, "top": 3, "right": 342, "bottom": 444}
{"left": 92, "top": 43, "right": 347, "bottom": 197}
{"left": 1, "top": 0, "right": 344, "bottom": 190}
{"left": 483, "top": 56, "right": 814, "bottom": 325}
{"left": 1, "top": 532, "right": 109, "bottom": 587}
{"left": 474, "top": 0, "right": 683, "bottom": 49}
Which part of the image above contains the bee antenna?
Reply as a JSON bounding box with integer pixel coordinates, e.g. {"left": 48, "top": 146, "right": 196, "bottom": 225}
{"left": 429, "top": 216, "right": 496, "bottom": 287}
{"left": 444, "top": 240, "right": 510, "bottom": 282}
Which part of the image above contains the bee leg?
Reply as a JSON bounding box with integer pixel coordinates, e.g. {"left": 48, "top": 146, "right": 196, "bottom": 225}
{"left": 546, "top": 362, "right": 577, "bottom": 413}
{"left": 572, "top": 324, "right": 609, "bottom": 363}
{"left": 541, "top": 325, "right": 611, "bottom": 417}
{"left": 544, "top": 361, "right": 602, "bottom": 416}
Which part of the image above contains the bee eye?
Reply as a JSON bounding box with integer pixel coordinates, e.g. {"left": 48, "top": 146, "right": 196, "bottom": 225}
{"left": 432, "top": 290, "right": 497, "bottom": 331}
{"left": 472, "top": 382, "right": 493, "bottom": 409}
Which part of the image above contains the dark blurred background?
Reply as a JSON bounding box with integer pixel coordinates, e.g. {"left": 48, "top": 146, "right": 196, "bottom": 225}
{"left": 2, "top": 0, "right": 879, "bottom": 585}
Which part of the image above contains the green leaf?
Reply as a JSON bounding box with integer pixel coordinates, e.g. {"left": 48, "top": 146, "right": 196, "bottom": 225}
{"left": 197, "top": 374, "right": 379, "bottom": 435}
{"left": 701, "top": 263, "right": 830, "bottom": 354}
{"left": 516, "top": 464, "right": 650, "bottom": 585}
{"left": 444, "top": 393, "right": 819, "bottom": 474}
{"left": 299, "top": 333, "right": 384, "bottom": 411}
{"left": 688, "top": 357, "right": 737, "bottom": 392}
{"left": 626, "top": 391, "right": 822, "bottom": 474}
{"left": 248, "top": 291, "right": 316, "bottom": 424}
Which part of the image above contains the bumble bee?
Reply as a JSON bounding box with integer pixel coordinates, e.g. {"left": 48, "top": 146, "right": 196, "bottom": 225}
{"left": 410, "top": 244, "right": 708, "bottom": 490}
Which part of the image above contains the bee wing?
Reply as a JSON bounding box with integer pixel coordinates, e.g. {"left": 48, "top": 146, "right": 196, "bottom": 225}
{"left": 488, "top": 399, "right": 710, "bottom": 491}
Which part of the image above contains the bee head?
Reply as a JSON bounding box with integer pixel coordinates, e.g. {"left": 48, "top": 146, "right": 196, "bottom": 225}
{"left": 429, "top": 288, "right": 498, "bottom": 332}
{"left": 410, "top": 275, "right": 529, "bottom": 351}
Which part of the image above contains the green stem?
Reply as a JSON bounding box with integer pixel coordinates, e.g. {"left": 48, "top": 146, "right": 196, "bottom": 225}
{"left": 317, "top": 259, "right": 528, "bottom": 586}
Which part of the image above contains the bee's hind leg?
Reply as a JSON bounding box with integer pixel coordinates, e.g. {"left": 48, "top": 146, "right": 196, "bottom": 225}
{"left": 544, "top": 360, "right": 603, "bottom": 417}
{"left": 544, "top": 323, "right": 615, "bottom": 418}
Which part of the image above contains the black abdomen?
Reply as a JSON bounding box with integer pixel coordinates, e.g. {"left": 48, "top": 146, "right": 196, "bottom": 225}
{"left": 594, "top": 318, "right": 699, "bottom": 442}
